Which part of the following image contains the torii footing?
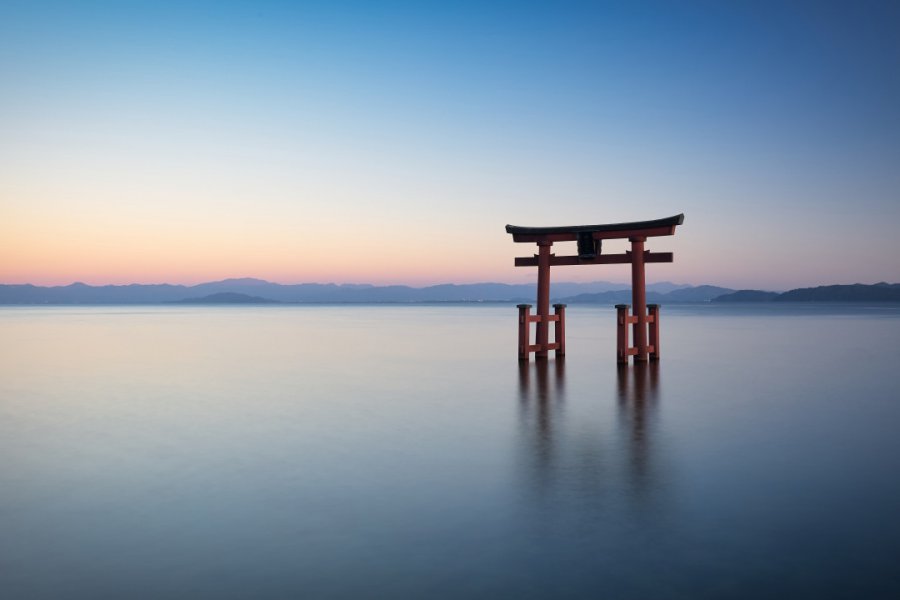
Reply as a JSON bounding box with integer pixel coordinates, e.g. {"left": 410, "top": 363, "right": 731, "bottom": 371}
{"left": 506, "top": 214, "right": 684, "bottom": 363}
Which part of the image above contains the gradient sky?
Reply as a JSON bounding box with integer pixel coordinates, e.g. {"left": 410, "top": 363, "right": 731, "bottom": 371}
{"left": 2, "top": 0, "right": 898, "bottom": 290}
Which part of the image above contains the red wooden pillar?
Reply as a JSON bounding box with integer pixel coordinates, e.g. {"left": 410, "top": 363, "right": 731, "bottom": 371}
{"left": 648, "top": 303, "right": 660, "bottom": 361}
{"left": 517, "top": 304, "right": 532, "bottom": 361}
{"left": 535, "top": 242, "right": 552, "bottom": 359}
{"left": 553, "top": 303, "right": 566, "bottom": 357}
{"left": 616, "top": 304, "right": 630, "bottom": 364}
{"left": 630, "top": 236, "right": 648, "bottom": 362}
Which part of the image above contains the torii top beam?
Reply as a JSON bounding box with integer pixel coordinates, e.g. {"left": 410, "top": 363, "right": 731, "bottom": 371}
{"left": 506, "top": 214, "right": 684, "bottom": 267}
{"left": 505, "top": 214, "right": 684, "bottom": 243}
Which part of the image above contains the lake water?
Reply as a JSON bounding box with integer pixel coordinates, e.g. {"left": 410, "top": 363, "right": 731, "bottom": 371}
{"left": 1, "top": 304, "right": 899, "bottom": 598}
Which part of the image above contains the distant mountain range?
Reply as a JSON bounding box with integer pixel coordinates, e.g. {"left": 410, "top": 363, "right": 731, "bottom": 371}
{"left": 714, "top": 283, "right": 900, "bottom": 303}
{"left": 0, "top": 278, "right": 693, "bottom": 304}
{"left": 557, "top": 285, "right": 734, "bottom": 304}
{"left": 0, "top": 279, "right": 897, "bottom": 304}
{"left": 172, "top": 292, "right": 278, "bottom": 304}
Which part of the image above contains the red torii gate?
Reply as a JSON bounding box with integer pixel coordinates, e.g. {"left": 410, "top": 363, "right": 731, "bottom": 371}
{"left": 506, "top": 214, "right": 684, "bottom": 363}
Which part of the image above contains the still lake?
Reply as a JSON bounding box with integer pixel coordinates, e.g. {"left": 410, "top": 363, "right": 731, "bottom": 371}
{"left": 1, "top": 304, "right": 899, "bottom": 599}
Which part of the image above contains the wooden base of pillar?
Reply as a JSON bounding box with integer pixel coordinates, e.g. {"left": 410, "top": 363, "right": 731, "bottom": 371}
{"left": 616, "top": 303, "right": 661, "bottom": 364}
{"left": 517, "top": 303, "right": 566, "bottom": 361}
{"left": 648, "top": 304, "right": 660, "bottom": 361}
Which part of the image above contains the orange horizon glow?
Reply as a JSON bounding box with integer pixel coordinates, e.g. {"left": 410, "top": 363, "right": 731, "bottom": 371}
{"left": 1, "top": 212, "right": 892, "bottom": 291}
{"left": 3, "top": 2, "right": 899, "bottom": 292}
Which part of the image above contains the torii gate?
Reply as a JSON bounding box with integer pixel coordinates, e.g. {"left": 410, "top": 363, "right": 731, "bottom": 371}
{"left": 506, "top": 214, "right": 684, "bottom": 363}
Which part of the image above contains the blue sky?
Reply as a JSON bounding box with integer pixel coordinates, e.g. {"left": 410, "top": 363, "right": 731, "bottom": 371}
{"left": 1, "top": 1, "right": 898, "bottom": 289}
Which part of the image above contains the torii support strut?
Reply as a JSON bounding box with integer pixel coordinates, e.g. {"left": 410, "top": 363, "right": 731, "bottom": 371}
{"left": 506, "top": 214, "right": 684, "bottom": 363}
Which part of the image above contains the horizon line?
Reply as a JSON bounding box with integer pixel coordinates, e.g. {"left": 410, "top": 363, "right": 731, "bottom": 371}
{"left": 1, "top": 277, "right": 898, "bottom": 293}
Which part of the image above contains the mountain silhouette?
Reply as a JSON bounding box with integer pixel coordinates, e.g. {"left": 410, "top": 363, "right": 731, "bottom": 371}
{"left": 2, "top": 280, "right": 896, "bottom": 305}
{"left": 172, "top": 292, "right": 279, "bottom": 304}
{"left": 0, "top": 279, "right": 687, "bottom": 304}
{"left": 714, "top": 283, "right": 900, "bottom": 302}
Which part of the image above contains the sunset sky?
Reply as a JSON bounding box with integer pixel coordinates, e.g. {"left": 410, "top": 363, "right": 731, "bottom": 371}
{"left": 2, "top": 1, "right": 898, "bottom": 290}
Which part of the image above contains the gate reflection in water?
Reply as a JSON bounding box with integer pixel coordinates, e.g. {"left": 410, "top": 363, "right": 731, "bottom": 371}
{"left": 516, "top": 359, "right": 666, "bottom": 511}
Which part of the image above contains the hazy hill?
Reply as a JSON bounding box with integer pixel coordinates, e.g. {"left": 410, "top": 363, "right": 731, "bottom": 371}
{"left": 0, "top": 282, "right": 191, "bottom": 304}
{"left": 661, "top": 285, "right": 735, "bottom": 302}
{"left": 559, "top": 285, "right": 734, "bottom": 304}
{"left": 4, "top": 280, "right": 896, "bottom": 305}
{"left": 775, "top": 283, "right": 900, "bottom": 302}
{"left": 0, "top": 279, "right": 686, "bottom": 304}
{"left": 714, "top": 290, "right": 781, "bottom": 302}
{"left": 714, "top": 283, "right": 900, "bottom": 302}
{"left": 173, "top": 292, "right": 279, "bottom": 304}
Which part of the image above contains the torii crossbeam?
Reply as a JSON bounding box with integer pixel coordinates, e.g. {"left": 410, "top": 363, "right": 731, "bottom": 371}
{"left": 506, "top": 214, "right": 684, "bottom": 363}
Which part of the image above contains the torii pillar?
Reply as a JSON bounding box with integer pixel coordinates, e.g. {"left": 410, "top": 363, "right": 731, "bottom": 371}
{"left": 506, "top": 214, "right": 684, "bottom": 363}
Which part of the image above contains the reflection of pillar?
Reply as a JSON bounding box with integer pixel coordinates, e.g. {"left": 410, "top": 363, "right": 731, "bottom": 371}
{"left": 616, "top": 363, "right": 630, "bottom": 398}
{"left": 534, "top": 358, "right": 549, "bottom": 402}
{"left": 648, "top": 357, "right": 659, "bottom": 390}
{"left": 633, "top": 362, "right": 647, "bottom": 401}
{"left": 518, "top": 359, "right": 530, "bottom": 402}
{"left": 518, "top": 360, "right": 567, "bottom": 400}
{"left": 630, "top": 237, "right": 647, "bottom": 362}
{"left": 517, "top": 360, "right": 567, "bottom": 439}
{"left": 554, "top": 355, "right": 566, "bottom": 392}
{"left": 616, "top": 362, "right": 660, "bottom": 420}
{"left": 616, "top": 361, "right": 660, "bottom": 402}
{"left": 616, "top": 362, "right": 660, "bottom": 499}
{"left": 536, "top": 242, "right": 552, "bottom": 359}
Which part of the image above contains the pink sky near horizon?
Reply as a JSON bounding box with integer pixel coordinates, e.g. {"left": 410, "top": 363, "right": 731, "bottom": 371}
{"left": 2, "top": 187, "right": 897, "bottom": 291}
{"left": 2, "top": 230, "right": 893, "bottom": 292}
{"left": 2, "top": 3, "right": 899, "bottom": 291}
{"left": 2, "top": 165, "right": 896, "bottom": 291}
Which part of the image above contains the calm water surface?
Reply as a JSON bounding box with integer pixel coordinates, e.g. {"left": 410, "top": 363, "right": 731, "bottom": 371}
{"left": 1, "top": 304, "right": 899, "bottom": 598}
